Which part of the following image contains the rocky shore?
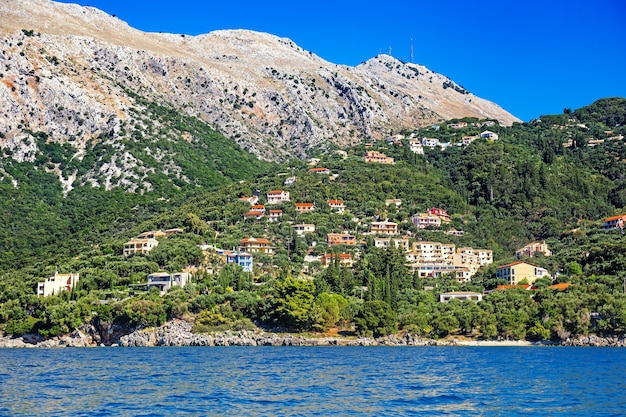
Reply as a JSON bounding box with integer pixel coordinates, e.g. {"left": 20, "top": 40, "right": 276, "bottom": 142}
{"left": 1, "top": 320, "right": 625, "bottom": 348}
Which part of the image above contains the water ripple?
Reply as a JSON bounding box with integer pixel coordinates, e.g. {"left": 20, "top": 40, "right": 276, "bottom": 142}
{"left": 0, "top": 346, "right": 624, "bottom": 416}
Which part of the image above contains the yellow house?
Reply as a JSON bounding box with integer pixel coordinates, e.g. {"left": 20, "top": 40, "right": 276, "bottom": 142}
{"left": 496, "top": 261, "right": 549, "bottom": 285}
{"left": 123, "top": 238, "right": 159, "bottom": 256}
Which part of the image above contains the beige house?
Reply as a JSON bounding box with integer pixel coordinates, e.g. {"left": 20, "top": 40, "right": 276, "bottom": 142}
{"left": 364, "top": 151, "right": 394, "bottom": 164}
{"left": 240, "top": 237, "right": 274, "bottom": 255}
{"left": 293, "top": 224, "right": 316, "bottom": 235}
{"left": 295, "top": 203, "right": 315, "bottom": 214}
{"left": 496, "top": 261, "right": 550, "bottom": 285}
{"left": 370, "top": 221, "right": 398, "bottom": 235}
{"left": 37, "top": 272, "right": 80, "bottom": 297}
{"left": 374, "top": 236, "right": 410, "bottom": 251}
{"left": 124, "top": 238, "right": 159, "bottom": 256}
{"left": 515, "top": 241, "right": 552, "bottom": 258}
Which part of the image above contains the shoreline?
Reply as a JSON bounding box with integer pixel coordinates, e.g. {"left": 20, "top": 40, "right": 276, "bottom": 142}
{"left": 1, "top": 320, "right": 624, "bottom": 348}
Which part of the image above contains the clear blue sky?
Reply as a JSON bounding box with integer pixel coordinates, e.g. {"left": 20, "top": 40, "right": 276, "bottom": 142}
{"left": 56, "top": 0, "right": 626, "bottom": 121}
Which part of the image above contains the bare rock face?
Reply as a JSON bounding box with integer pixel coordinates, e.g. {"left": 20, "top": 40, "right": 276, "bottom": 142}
{"left": 0, "top": 0, "right": 520, "bottom": 189}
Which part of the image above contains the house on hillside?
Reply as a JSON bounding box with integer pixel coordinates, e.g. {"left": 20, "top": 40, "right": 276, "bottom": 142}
{"left": 268, "top": 210, "right": 283, "bottom": 222}
{"left": 480, "top": 130, "right": 499, "bottom": 141}
{"left": 267, "top": 190, "right": 290, "bottom": 204}
{"left": 364, "top": 151, "right": 394, "bottom": 164}
{"left": 226, "top": 252, "right": 253, "bottom": 272}
{"left": 123, "top": 238, "right": 159, "bottom": 256}
{"left": 422, "top": 137, "right": 441, "bottom": 148}
{"left": 495, "top": 261, "right": 549, "bottom": 285}
{"left": 243, "top": 211, "right": 264, "bottom": 220}
{"left": 385, "top": 199, "right": 402, "bottom": 208}
{"left": 327, "top": 233, "right": 357, "bottom": 246}
{"left": 293, "top": 224, "right": 316, "bottom": 235}
{"left": 515, "top": 241, "right": 552, "bottom": 258}
{"left": 284, "top": 176, "right": 296, "bottom": 187}
{"left": 37, "top": 272, "right": 80, "bottom": 297}
{"left": 147, "top": 272, "right": 190, "bottom": 295}
{"left": 374, "top": 236, "right": 410, "bottom": 251}
{"left": 427, "top": 207, "right": 450, "bottom": 223}
{"left": 308, "top": 167, "right": 330, "bottom": 175}
{"left": 239, "top": 237, "right": 274, "bottom": 255}
{"left": 412, "top": 213, "right": 441, "bottom": 229}
{"left": 295, "top": 202, "right": 315, "bottom": 214}
{"left": 408, "top": 139, "right": 424, "bottom": 154}
{"left": 370, "top": 221, "right": 398, "bottom": 235}
{"left": 137, "top": 230, "right": 167, "bottom": 239}
{"left": 602, "top": 214, "right": 626, "bottom": 231}
{"left": 238, "top": 196, "right": 259, "bottom": 205}
{"left": 448, "top": 121, "right": 468, "bottom": 129}
{"left": 327, "top": 199, "right": 346, "bottom": 213}
{"left": 321, "top": 253, "right": 354, "bottom": 267}
{"left": 439, "top": 291, "right": 483, "bottom": 303}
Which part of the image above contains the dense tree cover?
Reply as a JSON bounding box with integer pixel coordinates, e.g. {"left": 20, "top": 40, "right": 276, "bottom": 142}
{"left": 1, "top": 99, "right": 626, "bottom": 341}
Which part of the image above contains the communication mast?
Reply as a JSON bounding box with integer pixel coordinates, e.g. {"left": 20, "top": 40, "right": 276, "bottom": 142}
{"left": 410, "top": 38, "right": 414, "bottom": 63}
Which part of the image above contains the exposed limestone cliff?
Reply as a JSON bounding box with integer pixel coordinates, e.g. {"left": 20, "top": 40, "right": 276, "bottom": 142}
{"left": 0, "top": 0, "right": 520, "bottom": 190}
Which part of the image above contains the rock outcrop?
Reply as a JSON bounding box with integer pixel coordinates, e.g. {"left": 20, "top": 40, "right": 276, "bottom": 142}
{"left": 2, "top": 321, "right": 625, "bottom": 348}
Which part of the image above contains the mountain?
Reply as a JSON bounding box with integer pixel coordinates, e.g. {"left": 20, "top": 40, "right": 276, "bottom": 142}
{"left": 0, "top": 0, "right": 519, "bottom": 191}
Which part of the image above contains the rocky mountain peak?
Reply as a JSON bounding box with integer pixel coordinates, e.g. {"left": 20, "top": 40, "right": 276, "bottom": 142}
{"left": 0, "top": 0, "right": 520, "bottom": 191}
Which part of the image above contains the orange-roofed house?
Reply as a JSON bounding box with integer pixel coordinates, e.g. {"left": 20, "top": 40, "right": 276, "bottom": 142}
{"left": 308, "top": 167, "right": 330, "bottom": 174}
{"left": 268, "top": 210, "right": 283, "bottom": 222}
{"left": 495, "top": 261, "right": 549, "bottom": 285}
{"left": 321, "top": 253, "right": 354, "bottom": 267}
{"left": 250, "top": 204, "right": 266, "bottom": 213}
{"left": 364, "top": 151, "right": 394, "bottom": 164}
{"left": 327, "top": 233, "right": 358, "bottom": 246}
{"left": 239, "top": 237, "right": 274, "bottom": 256}
{"left": 295, "top": 202, "right": 315, "bottom": 214}
{"left": 243, "top": 211, "right": 264, "bottom": 220}
{"left": 602, "top": 214, "right": 626, "bottom": 230}
{"left": 267, "top": 190, "right": 290, "bottom": 204}
{"left": 327, "top": 199, "right": 345, "bottom": 213}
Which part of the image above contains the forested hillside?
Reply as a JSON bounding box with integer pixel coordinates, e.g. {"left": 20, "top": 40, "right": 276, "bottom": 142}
{"left": 1, "top": 98, "right": 625, "bottom": 342}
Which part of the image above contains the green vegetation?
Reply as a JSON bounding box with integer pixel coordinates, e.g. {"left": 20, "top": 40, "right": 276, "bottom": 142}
{"left": 1, "top": 98, "right": 626, "bottom": 343}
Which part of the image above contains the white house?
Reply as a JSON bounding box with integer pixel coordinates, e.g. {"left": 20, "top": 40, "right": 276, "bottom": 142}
{"left": 37, "top": 272, "right": 80, "bottom": 297}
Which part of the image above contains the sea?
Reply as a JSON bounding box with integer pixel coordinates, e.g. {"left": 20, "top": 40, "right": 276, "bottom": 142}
{"left": 0, "top": 346, "right": 624, "bottom": 416}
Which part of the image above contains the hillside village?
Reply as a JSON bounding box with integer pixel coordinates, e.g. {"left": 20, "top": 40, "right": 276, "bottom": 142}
{"left": 8, "top": 105, "right": 626, "bottom": 339}
{"left": 1, "top": 38, "right": 626, "bottom": 344}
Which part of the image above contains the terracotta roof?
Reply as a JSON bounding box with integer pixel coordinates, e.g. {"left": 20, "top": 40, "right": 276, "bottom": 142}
{"left": 295, "top": 203, "right": 314, "bottom": 207}
{"left": 240, "top": 237, "right": 271, "bottom": 244}
{"left": 604, "top": 214, "right": 626, "bottom": 222}
{"left": 549, "top": 283, "right": 572, "bottom": 290}
{"left": 497, "top": 261, "right": 539, "bottom": 268}
{"left": 268, "top": 190, "right": 285, "bottom": 195}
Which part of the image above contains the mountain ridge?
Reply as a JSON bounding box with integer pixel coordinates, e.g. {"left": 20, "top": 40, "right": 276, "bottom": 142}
{"left": 1, "top": 0, "right": 519, "bottom": 190}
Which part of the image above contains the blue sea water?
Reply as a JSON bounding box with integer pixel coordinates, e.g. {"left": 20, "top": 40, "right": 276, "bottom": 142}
{"left": 0, "top": 346, "right": 624, "bottom": 416}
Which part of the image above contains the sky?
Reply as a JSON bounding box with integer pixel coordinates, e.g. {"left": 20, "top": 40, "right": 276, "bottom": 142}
{"left": 55, "top": 0, "right": 626, "bottom": 122}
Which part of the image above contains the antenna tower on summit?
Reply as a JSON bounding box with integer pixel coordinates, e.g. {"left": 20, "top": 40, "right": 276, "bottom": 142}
{"left": 410, "top": 38, "right": 414, "bottom": 63}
